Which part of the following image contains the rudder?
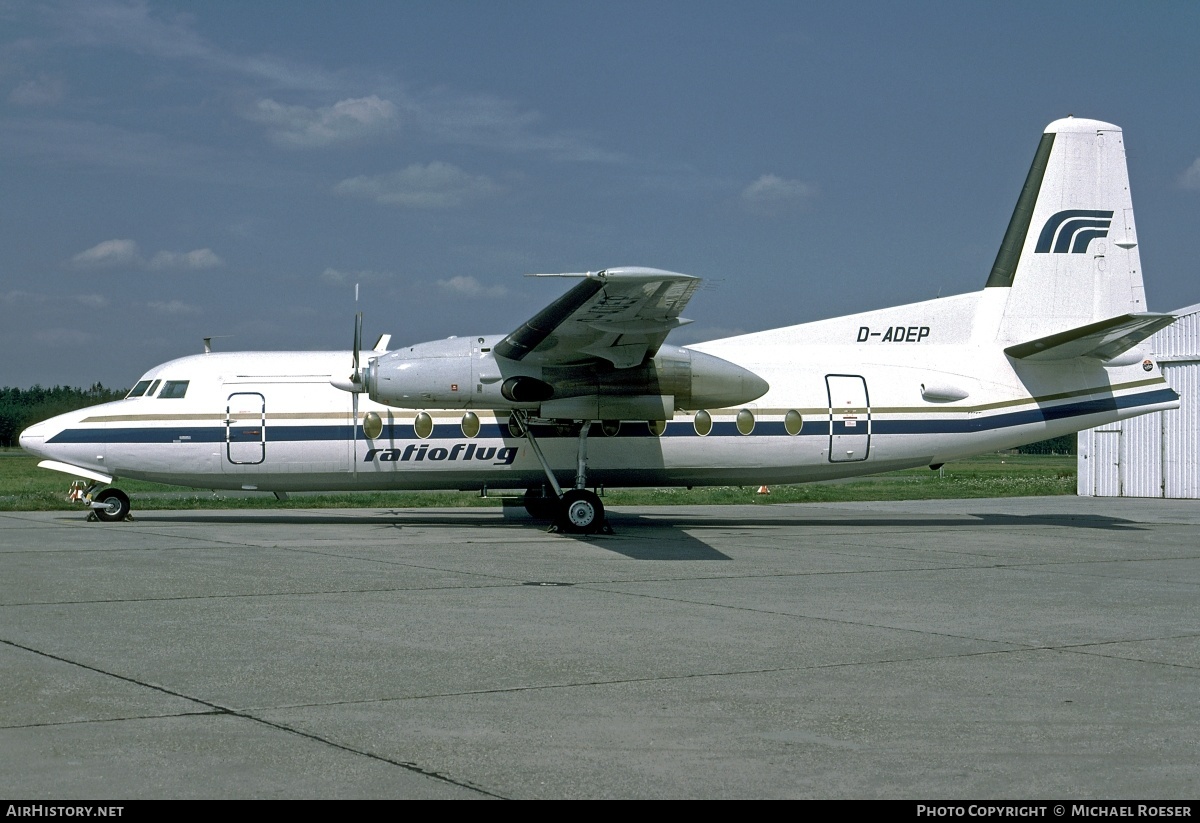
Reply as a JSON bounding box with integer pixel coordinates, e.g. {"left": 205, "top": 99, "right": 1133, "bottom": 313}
{"left": 987, "top": 117, "right": 1147, "bottom": 346}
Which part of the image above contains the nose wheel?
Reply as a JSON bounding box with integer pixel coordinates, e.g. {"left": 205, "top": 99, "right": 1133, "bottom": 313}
{"left": 91, "top": 488, "right": 131, "bottom": 522}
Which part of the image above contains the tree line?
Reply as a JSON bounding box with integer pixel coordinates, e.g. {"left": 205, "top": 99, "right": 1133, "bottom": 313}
{"left": 1014, "top": 434, "right": 1077, "bottom": 455}
{"left": 0, "top": 384, "right": 127, "bottom": 447}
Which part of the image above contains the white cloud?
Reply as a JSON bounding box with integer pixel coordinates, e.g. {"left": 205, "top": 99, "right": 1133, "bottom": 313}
{"left": 1, "top": 290, "right": 45, "bottom": 305}
{"left": 148, "top": 249, "right": 224, "bottom": 270}
{"left": 436, "top": 275, "right": 507, "bottom": 299}
{"left": 73, "top": 294, "right": 110, "bottom": 309}
{"left": 320, "top": 267, "right": 391, "bottom": 286}
{"left": 50, "top": 0, "right": 337, "bottom": 92}
{"left": 36, "top": 2, "right": 616, "bottom": 162}
{"left": 33, "top": 328, "right": 96, "bottom": 348}
{"left": 146, "top": 300, "right": 200, "bottom": 315}
{"left": 1179, "top": 158, "right": 1200, "bottom": 191}
{"left": 411, "top": 90, "right": 623, "bottom": 163}
{"left": 740, "top": 174, "right": 817, "bottom": 213}
{"left": 334, "top": 162, "right": 501, "bottom": 209}
{"left": 8, "top": 74, "right": 66, "bottom": 107}
{"left": 249, "top": 96, "right": 400, "bottom": 148}
{"left": 70, "top": 240, "right": 224, "bottom": 272}
{"left": 71, "top": 239, "right": 141, "bottom": 268}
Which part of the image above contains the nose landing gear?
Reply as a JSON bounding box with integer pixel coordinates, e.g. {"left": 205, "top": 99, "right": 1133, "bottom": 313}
{"left": 92, "top": 488, "right": 132, "bottom": 522}
{"left": 68, "top": 480, "right": 133, "bottom": 522}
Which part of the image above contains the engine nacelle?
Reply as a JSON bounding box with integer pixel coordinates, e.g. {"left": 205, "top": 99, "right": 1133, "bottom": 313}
{"left": 365, "top": 337, "right": 768, "bottom": 418}
{"left": 366, "top": 336, "right": 481, "bottom": 408}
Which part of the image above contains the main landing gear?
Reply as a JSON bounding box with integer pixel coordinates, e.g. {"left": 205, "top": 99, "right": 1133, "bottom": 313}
{"left": 69, "top": 480, "right": 133, "bottom": 522}
{"left": 512, "top": 411, "right": 609, "bottom": 535}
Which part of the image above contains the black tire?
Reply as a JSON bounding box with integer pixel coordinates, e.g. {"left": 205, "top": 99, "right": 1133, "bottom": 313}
{"left": 523, "top": 486, "right": 558, "bottom": 520}
{"left": 94, "top": 488, "right": 131, "bottom": 522}
{"left": 556, "top": 489, "right": 604, "bottom": 534}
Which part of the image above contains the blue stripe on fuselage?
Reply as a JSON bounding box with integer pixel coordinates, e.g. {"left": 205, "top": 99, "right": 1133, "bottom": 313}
{"left": 43, "top": 388, "right": 1177, "bottom": 445}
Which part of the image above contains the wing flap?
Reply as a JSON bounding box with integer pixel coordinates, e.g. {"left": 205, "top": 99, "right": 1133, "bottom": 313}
{"left": 495, "top": 267, "right": 700, "bottom": 368}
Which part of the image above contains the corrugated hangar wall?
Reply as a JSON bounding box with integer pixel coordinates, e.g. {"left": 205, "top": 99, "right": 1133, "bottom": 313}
{"left": 1077, "top": 304, "right": 1200, "bottom": 498}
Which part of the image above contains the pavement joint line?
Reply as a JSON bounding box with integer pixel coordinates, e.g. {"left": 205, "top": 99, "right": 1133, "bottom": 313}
{"left": 229, "top": 644, "right": 1141, "bottom": 714}
{"left": 0, "top": 635, "right": 504, "bottom": 798}
{"left": 0, "top": 580, "right": 532, "bottom": 607}
{"left": 4, "top": 555, "right": 1199, "bottom": 607}
{"left": 568, "top": 585, "right": 1199, "bottom": 650}
{"left": 2, "top": 710, "right": 226, "bottom": 731}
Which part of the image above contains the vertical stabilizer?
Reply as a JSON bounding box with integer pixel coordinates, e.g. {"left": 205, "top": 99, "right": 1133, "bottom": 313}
{"left": 987, "top": 118, "right": 1146, "bottom": 345}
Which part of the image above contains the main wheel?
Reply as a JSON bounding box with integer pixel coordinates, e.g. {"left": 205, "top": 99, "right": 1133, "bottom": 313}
{"left": 556, "top": 489, "right": 605, "bottom": 535}
{"left": 524, "top": 486, "right": 558, "bottom": 521}
{"left": 93, "top": 488, "right": 131, "bottom": 522}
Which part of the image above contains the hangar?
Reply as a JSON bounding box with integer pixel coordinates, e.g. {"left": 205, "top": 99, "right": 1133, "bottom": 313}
{"left": 1077, "top": 304, "right": 1200, "bottom": 498}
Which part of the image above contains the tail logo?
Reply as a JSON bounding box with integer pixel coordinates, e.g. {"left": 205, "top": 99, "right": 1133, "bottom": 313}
{"left": 1035, "top": 209, "right": 1114, "bottom": 254}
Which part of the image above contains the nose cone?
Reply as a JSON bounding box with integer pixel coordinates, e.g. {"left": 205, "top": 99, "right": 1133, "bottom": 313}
{"left": 18, "top": 420, "right": 47, "bottom": 458}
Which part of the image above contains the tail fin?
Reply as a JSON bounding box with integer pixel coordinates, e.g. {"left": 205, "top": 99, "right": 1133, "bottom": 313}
{"left": 986, "top": 117, "right": 1148, "bottom": 347}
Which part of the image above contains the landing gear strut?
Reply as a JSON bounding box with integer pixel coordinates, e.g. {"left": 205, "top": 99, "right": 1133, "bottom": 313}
{"left": 511, "top": 411, "right": 608, "bottom": 535}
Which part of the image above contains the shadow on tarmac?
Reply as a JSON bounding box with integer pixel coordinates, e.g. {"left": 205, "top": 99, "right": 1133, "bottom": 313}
{"left": 52, "top": 506, "right": 1149, "bottom": 562}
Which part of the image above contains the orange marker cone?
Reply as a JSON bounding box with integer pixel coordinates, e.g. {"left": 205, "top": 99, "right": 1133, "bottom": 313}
{"left": 757, "top": 485, "right": 770, "bottom": 495}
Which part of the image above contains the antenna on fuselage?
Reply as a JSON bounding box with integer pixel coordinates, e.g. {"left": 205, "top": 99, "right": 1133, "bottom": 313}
{"left": 202, "top": 335, "right": 231, "bottom": 354}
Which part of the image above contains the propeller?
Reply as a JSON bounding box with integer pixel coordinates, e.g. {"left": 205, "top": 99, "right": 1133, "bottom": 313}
{"left": 325, "top": 285, "right": 369, "bottom": 472}
{"left": 351, "top": 301, "right": 363, "bottom": 472}
{"left": 329, "top": 310, "right": 367, "bottom": 393}
{"left": 328, "top": 285, "right": 389, "bottom": 474}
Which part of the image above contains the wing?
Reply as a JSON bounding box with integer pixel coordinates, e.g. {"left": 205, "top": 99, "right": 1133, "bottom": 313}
{"left": 494, "top": 267, "right": 700, "bottom": 368}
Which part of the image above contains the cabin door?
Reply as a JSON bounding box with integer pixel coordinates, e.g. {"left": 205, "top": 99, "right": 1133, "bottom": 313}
{"left": 226, "top": 392, "right": 266, "bottom": 465}
{"left": 826, "top": 374, "right": 870, "bottom": 462}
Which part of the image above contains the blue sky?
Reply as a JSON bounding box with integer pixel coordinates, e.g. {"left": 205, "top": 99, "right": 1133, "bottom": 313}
{"left": 3, "top": 1, "right": 1199, "bottom": 389}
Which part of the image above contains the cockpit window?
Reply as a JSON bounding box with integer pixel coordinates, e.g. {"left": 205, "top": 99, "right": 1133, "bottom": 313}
{"left": 147, "top": 379, "right": 161, "bottom": 396}
{"left": 127, "top": 380, "right": 154, "bottom": 398}
{"left": 158, "top": 380, "right": 189, "bottom": 399}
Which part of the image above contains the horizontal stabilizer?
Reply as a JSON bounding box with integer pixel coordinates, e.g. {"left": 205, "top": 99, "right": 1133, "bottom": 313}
{"left": 1004, "top": 312, "right": 1176, "bottom": 362}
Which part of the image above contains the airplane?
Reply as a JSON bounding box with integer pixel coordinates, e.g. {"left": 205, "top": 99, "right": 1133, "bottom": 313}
{"left": 19, "top": 116, "right": 1185, "bottom": 534}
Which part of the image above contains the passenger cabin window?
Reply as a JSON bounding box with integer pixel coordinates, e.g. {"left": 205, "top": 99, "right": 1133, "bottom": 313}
{"left": 158, "top": 380, "right": 189, "bottom": 399}
{"left": 414, "top": 412, "right": 434, "bottom": 439}
{"left": 736, "top": 408, "right": 755, "bottom": 436}
{"left": 127, "top": 380, "right": 154, "bottom": 398}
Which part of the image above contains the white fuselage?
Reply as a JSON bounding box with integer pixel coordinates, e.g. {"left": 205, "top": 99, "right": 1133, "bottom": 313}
{"left": 19, "top": 289, "right": 1179, "bottom": 494}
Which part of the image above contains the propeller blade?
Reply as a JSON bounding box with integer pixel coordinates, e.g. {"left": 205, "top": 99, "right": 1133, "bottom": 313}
{"left": 352, "top": 311, "right": 363, "bottom": 376}
{"left": 351, "top": 303, "right": 363, "bottom": 474}
{"left": 329, "top": 305, "right": 369, "bottom": 395}
{"left": 352, "top": 390, "right": 359, "bottom": 475}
